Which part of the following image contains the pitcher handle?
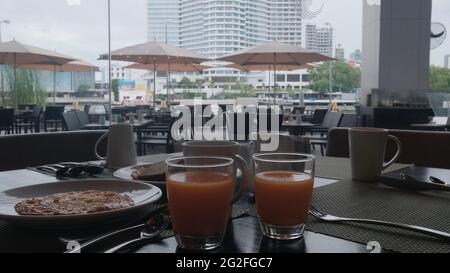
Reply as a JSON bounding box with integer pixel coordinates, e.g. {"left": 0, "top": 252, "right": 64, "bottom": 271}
{"left": 383, "top": 135, "right": 402, "bottom": 170}
{"left": 95, "top": 132, "right": 109, "bottom": 160}
{"left": 233, "top": 155, "right": 250, "bottom": 204}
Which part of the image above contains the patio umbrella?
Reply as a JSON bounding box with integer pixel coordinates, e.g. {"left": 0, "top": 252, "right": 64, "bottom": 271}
{"left": 0, "top": 40, "right": 77, "bottom": 107}
{"left": 218, "top": 41, "right": 332, "bottom": 104}
{"left": 18, "top": 60, "right": 99, "bottom": 102}
{"left": 99, "top": 41, "right": 209, "bottom": 107}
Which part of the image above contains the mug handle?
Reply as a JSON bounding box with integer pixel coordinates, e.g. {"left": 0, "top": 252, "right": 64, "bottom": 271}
{"left": 94, "top": 132, "right": 109, "bottom": 160}
{"left": 383, "top": 135, "right": 402, "bottom": 170}
{"left": 233, "top": 155, "right": 250, "bottom": 204}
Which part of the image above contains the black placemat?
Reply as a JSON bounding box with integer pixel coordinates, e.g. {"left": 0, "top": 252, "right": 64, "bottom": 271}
{"left": 0, "top": 203, "right": 251, "bottom": 253}
{"left": 307, "top": 180, "right": 450, "bottom": 253}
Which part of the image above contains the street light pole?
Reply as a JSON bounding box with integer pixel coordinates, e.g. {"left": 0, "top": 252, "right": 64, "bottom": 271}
{"left": 165, "top": 22, "right": 168, "bottom": 44}
{"left": 329, "top": 61, "right": 333, "bottom": 105}
{"left": 0, "top": 20, "right": 10, "bottom": 106}
{"left": 326, "top": 22, "right": 333, "bottom": 106}
{"left": 108, "top": 0, "right": 112, "bottom": 119}
{"left": 0, "top": 20, "right": 10, "bottom": 42}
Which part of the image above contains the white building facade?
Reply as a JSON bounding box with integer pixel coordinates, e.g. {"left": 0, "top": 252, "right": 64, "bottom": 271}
{"left": 305, "top": 23, "right": 333, "bottom": 57}
{"left": 445, "top": 55, "right": 450, "bottom": 69}
{"left": 147, "top": 0, "right": 180, "bottom": 45}
{"left": 147, "top": 0, "right": 307, "bottom": 90}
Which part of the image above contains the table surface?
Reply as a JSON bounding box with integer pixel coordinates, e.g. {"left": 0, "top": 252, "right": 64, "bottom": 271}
{"left": 282, "top": 121, "right": 315, "bottom": 127}
{"left": 410, "top": 123, "right": 450, "bottom": 128}
{"left": 0, "top": 156, "right": 392, "bottom": 253}
{"left": 83, "top": 120, "right": 153, "bottom": 129}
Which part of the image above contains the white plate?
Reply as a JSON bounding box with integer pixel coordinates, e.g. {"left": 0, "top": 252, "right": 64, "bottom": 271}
{"left": 113, "top": 163, "right": 149, "bottom": 181}
{"left": 113, "top": 163, "right": 166, "bottom": 185}
{"left": 0, "top": 179, "right": 162, "bottom": 229}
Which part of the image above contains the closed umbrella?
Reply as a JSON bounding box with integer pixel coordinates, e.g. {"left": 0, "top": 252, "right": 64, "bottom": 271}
{"left": 19, "top": 60, "right": 99, "bottom": 102}
{"left": 218, "top": 41, "right": 332, "bottom": 104}
{"left": 0, "top": 40, "right": 76, "bottom": 107}
{"left": 99, "top": 41, "right": 209, "bottom": 107}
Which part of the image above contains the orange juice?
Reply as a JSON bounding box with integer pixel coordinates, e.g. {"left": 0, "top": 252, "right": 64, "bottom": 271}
{"left": 167, "top": 172, "right": 233, "bottom": 237}
{"left": 255, "top": 171, "right": 314, "bottom": 227}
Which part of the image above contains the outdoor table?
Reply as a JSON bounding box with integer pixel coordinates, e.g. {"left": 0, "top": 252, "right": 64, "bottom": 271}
{"left": 410, "top": 123, "right": 449, "bottom": 131}
{"left": 281, "top": 121, "right": 315, "bottom": 135}
{"left": 0, "top": 156, "right": 378, "bottom": 253}
{"left": 14, "top": 110, "right": 33, "bottom": 118}
{"left": 82, "top": 120, "right": 154, "bottom": 130}
{"left": 1, "top": 155, "right": 449, "bottom": 253}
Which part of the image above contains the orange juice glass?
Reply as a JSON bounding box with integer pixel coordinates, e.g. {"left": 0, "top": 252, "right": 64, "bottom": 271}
{"left": 253, "top": 153, "right": 315, "bottom": 240}
{"left": 166, "top": 157, "right": 234, "bottom": 250}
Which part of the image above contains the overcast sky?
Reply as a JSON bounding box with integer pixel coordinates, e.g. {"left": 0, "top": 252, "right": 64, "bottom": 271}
{"left": 1, "top": 0, "right": 449, "bottom": 67}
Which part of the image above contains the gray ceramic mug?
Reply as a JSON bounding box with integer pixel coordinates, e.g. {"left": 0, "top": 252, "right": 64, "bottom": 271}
{"left": 349, "top": 128, "right": 402, "bottom": 182}
{"left": 182, "top": 141, "right": 250, "bottom": 203}
{"left": 95, "top": 124, "right": 138, "bottom": 169}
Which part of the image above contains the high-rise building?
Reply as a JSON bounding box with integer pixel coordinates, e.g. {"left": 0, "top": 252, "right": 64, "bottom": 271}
{"left": 178, "top": 0, "right": 302, "bottom": 58}
{"left": 445, "top": 55, "right": 450, "bottom": 69}
{"left": 305, "top": 23, "right": 333, "bottom": 57}
{"left": 269, "top": 0, "right": 303, "bottom": 46}
{"left": 148, "top": 0, "right": 305, "bottom": 83}
{"left": 147, "top": 0, "right": 179, "bottom": 45}
{"left": 335, "top": 44, "right": 345, "bottom": 59}
{"left": 349, "top": 49, "right": 362, "bottom": 63}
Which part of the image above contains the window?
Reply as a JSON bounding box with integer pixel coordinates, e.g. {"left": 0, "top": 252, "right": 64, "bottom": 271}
{"left": 287, "top": 74, "right": 300, "bottom": 82}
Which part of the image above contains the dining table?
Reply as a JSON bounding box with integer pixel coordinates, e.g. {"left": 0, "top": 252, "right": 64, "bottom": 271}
{"left": 410, "top": 123, "right": 450, "bottom": 131}
{"left": 281, "top": 121, "right": 315, "bottom": 136}
{"left": 82, "top": 119, "right": 154, "bottom": 130}
{"left": 1, "top": 155, "right": 450, "bottom": 253}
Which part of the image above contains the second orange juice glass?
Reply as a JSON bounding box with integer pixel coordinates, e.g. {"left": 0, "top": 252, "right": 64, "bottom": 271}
{"left": 253, "top": 153, "right": 315, "bottom": 240}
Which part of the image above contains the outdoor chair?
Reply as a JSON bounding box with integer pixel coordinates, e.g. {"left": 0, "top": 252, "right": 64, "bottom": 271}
{"left": 251, "top": 132, "right": 295, "bottom": 154}
{"left": 339, "top": 114, "right": 357, "bottom": 128}
{"left": 87, "top": 104, "right": 107, "bottom": 123}
{"left": 137, "top": 118, "right": 176, "bottom": 156}
{"left": 301, "top": 108, "right": 328, "bottom": 124}
{"left": 0, "top": 130, "right": 107, "bottom": 171}
{"left": 62, "top": 111, "right": 82, "bottom": 131}
{"left": 292, "top": 106, "right": 306, "bottom": 115}
{"left": 308, "top": 112, "right": 344, "bottom": 156}
{"left": 76, "top": 110, "right": 90, "bottom": 127}
{"left": 15, "top": 105, "right": 42, "bottom": 134}
{"left": 0, "top": 109, "right": 15, "bottom": 135}
{"left": 18, "top": 104, "right": 37, "bottom": 111}
{"left": 256, "top": 109, "right": 284, "bottom": 134}
{"left": 44, "top": 106, "right": 65, "bottom": 132}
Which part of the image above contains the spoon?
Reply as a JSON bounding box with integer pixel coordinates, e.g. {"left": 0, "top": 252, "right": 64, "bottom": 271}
{"left": 64, "top": 213, "right": 169, "bottom": 253}
{"left": 104, "top": 214, "right": 170, "bottom": 253}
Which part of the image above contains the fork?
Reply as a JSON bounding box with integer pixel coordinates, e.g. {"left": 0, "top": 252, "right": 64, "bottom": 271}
{"left": 309, "top": 206, "right": 450, "bottom": 241}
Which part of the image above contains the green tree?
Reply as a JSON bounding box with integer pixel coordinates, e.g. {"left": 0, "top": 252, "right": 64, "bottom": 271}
{"left": 1, "top": 68, "right": 47, "bottom": 108}
{"left": 182, "top": 91, "right": 204, "bottom": 99}
{"left": 429, "top": 65, "right": 450, "bottom": 90}
{"left": 111, "top": 79, "right": 119, "bottom": 102}
{"left": 75, "top": 83, "right": 90, "bottom": 97}
{"left": 308, "top": 60, "right": 361, "bottom": 93}
{"left": 194, "top": 79, "right": 206, "bottom": 89}
{"left": 179, "top": 77, "right": 193, "bottom": 90}
{"left": 4, "top": 69, "right": 40, "bottom": 107}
